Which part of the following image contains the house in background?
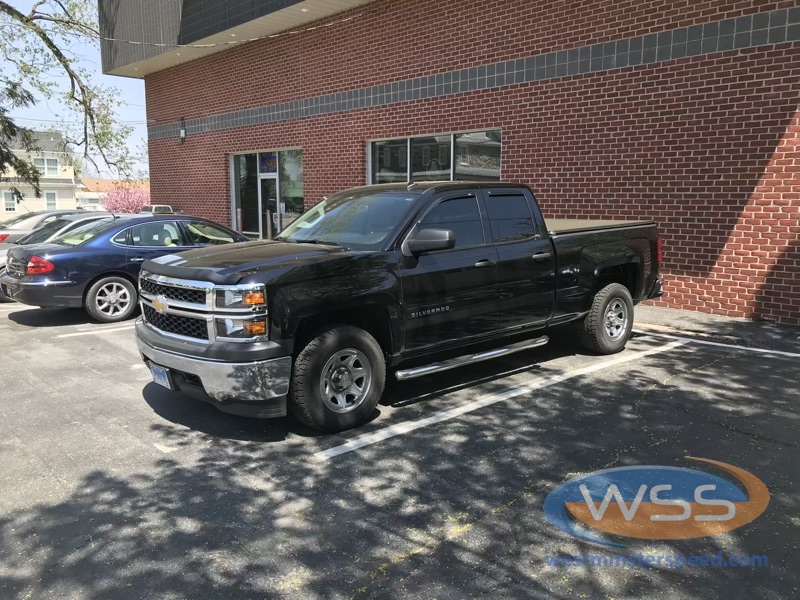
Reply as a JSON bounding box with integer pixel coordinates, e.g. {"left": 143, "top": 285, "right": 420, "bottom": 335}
{"left": 77, "top": 178, "right": 150, "bottom": 210}
{"left": 2, "top": 131, "right": 79, "bottom": 215}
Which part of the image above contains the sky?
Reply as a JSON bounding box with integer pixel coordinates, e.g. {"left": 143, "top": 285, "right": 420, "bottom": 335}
{"left": 5, "top": 1, "right": 149, "bottom": 178}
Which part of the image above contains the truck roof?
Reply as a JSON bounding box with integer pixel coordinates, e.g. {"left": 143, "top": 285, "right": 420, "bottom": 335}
{"left": 336, "top": 181, "right": 530, "bottom": 194}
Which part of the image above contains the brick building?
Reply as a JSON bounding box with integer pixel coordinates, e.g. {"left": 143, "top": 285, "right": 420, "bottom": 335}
{"left": 100, "top": 0, "right": 800, "bottom": 324}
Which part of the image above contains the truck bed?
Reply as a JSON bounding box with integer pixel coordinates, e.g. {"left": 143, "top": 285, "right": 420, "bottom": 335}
{"left": 547, "top": 219, "right": 656, "bottom": 235}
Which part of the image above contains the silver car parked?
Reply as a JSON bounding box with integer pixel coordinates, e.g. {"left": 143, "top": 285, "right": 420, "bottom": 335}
{"left": 0, "top": 210, "right": 86, "bottom": 244}
{"left": 0, "top": 211, "right": 111, "bottom": 302}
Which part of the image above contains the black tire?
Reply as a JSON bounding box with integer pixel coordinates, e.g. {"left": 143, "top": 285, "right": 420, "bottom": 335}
{"left": 289, "top": 325, "right": 386, "bottom": 432}
{"left": 579, "top": 283, "right": 634, "bottom": 354}
{"left": 85, "top": 276, "right": 138, "bottom": 323}
{"left": 0, "top": 286, "right": 13, "bottom": 303}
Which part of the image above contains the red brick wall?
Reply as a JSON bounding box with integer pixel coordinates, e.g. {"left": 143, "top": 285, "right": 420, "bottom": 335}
{"left": 146, "top": 0, "right": 800, "bottom": 324}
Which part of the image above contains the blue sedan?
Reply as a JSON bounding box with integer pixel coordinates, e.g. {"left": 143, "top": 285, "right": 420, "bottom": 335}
{"left": 0, "top": 215, "right": 247, "bottom": 322}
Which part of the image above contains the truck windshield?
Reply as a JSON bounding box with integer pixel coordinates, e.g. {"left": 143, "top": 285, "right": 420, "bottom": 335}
{"left": 278, "top": 190, "right": 423, "bottom": 250}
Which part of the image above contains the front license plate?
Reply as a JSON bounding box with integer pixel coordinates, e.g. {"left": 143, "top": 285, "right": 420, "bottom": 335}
{"left": 148, "top": 363, "right": 172, "bottom": 390}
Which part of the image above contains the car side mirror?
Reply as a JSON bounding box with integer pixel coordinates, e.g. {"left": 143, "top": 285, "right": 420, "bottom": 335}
{"left": 404, "top": 228, "right": 455, "bottom": 255}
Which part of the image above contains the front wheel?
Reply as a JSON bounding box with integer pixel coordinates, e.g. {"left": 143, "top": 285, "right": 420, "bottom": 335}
{"left": 85, "top": 276, "right": 138, "bottom": 323}
{"left": 289, "top": 325, "right": 386, "bottom": 432}
{"left": 579, "top": 283, "right": 634, "bottom": 354}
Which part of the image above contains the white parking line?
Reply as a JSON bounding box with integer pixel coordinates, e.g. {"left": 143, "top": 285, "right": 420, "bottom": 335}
{"left": 314, "top": 338, "right": 688, "bottom": 461}
{"left": 632, "top": 328, "right": 800, "bottom": 359}
{"left": 57, "top": 325, "right": 136, "bottom": 338}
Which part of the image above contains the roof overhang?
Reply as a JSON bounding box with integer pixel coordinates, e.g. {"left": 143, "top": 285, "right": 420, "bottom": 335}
{"left": 102, "top": 0, "right": 373, "bottom": 78}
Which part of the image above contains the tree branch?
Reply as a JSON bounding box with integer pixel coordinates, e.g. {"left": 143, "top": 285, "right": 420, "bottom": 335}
{"left": 0, "top": 0, "right": 121, "bottom": 170}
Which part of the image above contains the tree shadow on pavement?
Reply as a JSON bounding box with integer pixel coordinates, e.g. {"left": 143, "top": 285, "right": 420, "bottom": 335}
{"left": 0, "top": 331, "right": 797, "bottom": 600}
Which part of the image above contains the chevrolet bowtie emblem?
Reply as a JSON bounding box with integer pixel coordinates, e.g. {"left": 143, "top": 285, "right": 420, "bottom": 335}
{"left": 152, "top": 295, "right": 169, "bottom": 314}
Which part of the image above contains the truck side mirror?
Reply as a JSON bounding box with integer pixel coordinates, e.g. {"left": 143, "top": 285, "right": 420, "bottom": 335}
{"left": 404, "top": 228, "right": 455, "bottom": 255}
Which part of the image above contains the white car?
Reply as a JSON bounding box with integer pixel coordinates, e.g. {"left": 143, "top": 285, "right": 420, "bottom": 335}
{"left": 140, "top": 205, "right": 174, "bottom": 214}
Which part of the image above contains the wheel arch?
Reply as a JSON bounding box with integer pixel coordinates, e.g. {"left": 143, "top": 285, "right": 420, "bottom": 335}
{"left": 292, "top": 304, "right": 394, "bottom": 358}
{"left": 82, "top": 271, "right": 139, "bottom": 308}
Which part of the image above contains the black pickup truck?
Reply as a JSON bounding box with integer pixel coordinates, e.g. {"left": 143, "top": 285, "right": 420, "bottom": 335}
{"left": 135, "top": 182, "right": 663, "bottom": 431}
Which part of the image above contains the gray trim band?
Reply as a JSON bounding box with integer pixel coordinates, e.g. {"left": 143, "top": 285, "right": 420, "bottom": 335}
{"left": 149, "top": 6, "right": 800, "bottom": 141}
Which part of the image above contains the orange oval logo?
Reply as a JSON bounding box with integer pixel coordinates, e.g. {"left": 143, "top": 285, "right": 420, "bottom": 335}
{"left": 544, "top": 457, "right": 769, "bottom": 547}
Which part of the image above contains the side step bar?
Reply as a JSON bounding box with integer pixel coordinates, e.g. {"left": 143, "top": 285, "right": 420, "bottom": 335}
{"left": 395, "top": 336, "right": 549, "bottom": 381}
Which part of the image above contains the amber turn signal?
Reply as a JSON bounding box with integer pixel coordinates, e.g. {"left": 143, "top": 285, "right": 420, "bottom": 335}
{"left": 243, "top": 291, "right": 265, "bottom": 306}
{"left": 243, "top": 320, "right": 267, "bottom": 336}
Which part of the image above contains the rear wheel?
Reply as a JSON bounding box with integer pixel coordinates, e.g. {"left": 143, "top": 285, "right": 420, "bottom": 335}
{"left": 289, "top": 325, "right": 386, "bottom": 432}
{"left": 579, "top": 283, "right": 634, "bottom": 354}
{"left": 0, "top": 286, "right": 12, "bottom": 303}
{"left": 85, "top": 276, "right": 138, "bottom": 323}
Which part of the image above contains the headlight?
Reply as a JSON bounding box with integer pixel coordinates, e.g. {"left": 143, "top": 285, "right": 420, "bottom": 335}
{"left": 215, "top": 285, "right": 266, "bottom": 310}
{"left": 216, "top": 317, "right": 268, "bottom": 340}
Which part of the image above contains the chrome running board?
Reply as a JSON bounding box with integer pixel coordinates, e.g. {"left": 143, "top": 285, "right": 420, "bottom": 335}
{"left": 395, "top": 336, "right": 549, "bottom": 381}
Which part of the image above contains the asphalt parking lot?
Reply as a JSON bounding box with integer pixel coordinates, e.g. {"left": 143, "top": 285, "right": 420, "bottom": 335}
{"left": 0, "top": 303, "right": 798, "bottom": 600}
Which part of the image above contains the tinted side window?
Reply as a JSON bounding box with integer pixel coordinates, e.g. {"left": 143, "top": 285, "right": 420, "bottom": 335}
{"left": 419, "top": 197, "right": 484, "bottom": 249}
{"left": 486, "top": 195, "right": 536, "bottom": 242}
{"left": 129, "top": 222, "right": 185, "bottom": 247}
{"left": 112, "top": 229, "right": 129, "bottom": 244}
{"left": 184, "top": 221, "right": 236, "bottom": 245}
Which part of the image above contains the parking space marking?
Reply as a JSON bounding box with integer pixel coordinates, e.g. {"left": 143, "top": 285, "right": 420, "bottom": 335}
{"left": 57, "top": 325, "right": 136, "bottom": 338}
{"left": 315, "top": 338, "right": 687, "bottom": 461}
{"left": 633, "top": 328, "right": 800, "bottom": 359}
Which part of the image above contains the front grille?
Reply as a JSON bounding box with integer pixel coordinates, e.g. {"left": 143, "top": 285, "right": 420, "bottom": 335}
{"left": 143, "top": 304, "right": 209, "bottom": 341}
{"left": 141, "top": 278, "right": 206, "bottom": 305}
{"left": 7, "top": 257, "right": 26, "bottom": 278}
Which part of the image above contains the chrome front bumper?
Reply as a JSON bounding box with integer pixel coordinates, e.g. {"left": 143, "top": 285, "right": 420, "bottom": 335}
{"left": 136, "top": 334, "right": 291, "bottom": 402}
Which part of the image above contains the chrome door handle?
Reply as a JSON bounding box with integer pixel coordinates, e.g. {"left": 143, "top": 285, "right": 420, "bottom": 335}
{"left": 474, "top": 259, "right": 496, "bottom": 267}
{"left": 532, "top": 252, "right": 551, "bottom": 261}
{"left": 130, "top": 257, "right": 146, "bottom": 263}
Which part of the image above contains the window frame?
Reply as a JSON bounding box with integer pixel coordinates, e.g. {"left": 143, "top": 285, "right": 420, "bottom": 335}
{"left": 480, "top": 190, "right": 540, "bottom": 245}
{"left": 46, "top": 158, "right": 59, "bottom": 176}
{"left": 3, "top": 192, "right": 15, "bottom": 212}
{"left": 180, "top": 219, "right": 238, "bottom": 246}
{"left": 44, "top": 191, "right": 58, "bottom": 210}
{"left": 125, "top": 221, "right": 188, "bottom": 249}
{"left": 367, "top": 129, "right": 502, "bottom": 184}
{"left": 402, "top": 189, "right": 490, "bottom": 255}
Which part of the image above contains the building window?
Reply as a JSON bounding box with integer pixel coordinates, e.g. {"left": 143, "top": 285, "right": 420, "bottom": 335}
{"left": 371, "top": 139, "right": 407, "bottom": 184}
{"left": 411, "top": 136, "right": 451, "bottom": 182}
{"left": 454, "top": 131, "right": 501, "bottom": 181}
{"left": 45, "top": 192, "right": 57, "bottom": 210}
{"left": 33, "top": 158, "right": 59, "bottom": 176}
{"left": 369, "top": 130, "right": 502, "bottom": 184}
{"left": 231, "top": 149, "right": 303, "bottom": 239}
{"left": 3, "top": 192, "right": 15, "bottom": 212}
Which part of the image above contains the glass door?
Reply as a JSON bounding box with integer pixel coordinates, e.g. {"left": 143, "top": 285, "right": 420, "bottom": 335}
{"left": 259, "top": 176, "right": 279, "bottom": 240}
{"left": 232, "top": 150, "right": 304, "bottom": 240}
{"left": 233, "top": 154, "right": 260, "bottom": 238}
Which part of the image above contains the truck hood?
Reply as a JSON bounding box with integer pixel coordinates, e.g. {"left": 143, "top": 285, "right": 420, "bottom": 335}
{"left": 143, "top": 240, "right": 356, "bottom": 284}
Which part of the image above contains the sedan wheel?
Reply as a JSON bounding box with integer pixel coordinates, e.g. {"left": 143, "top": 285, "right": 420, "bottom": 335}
{"left": 85, "top": 277, "right": 138, "bottom": 323}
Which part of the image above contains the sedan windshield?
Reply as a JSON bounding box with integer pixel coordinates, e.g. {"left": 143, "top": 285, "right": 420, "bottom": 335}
{"left": 278, "top": 191, "right": 422, "bottom": 250}
{"left": 49, "top": 219, "right": 116, "bottom": 247}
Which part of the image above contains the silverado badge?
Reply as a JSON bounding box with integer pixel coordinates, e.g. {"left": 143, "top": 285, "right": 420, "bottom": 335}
{"left": 152, "top": 295, "right": 169, "bottom": 314}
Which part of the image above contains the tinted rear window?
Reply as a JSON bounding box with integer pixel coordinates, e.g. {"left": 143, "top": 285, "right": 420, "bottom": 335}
{"left": 486, "top": 194, "right": 536, "bottom": 242}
